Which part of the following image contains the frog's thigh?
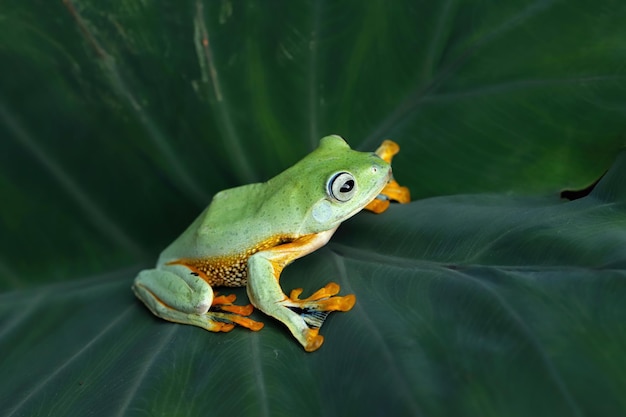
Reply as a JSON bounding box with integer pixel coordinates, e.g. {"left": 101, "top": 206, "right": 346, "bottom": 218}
{"left": 133, "top": 265, "right": 213, "bottom": 316}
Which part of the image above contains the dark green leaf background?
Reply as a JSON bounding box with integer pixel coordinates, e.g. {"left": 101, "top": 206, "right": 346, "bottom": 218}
{"left": 1, "top": 1, "right": 625, "bottom": 416}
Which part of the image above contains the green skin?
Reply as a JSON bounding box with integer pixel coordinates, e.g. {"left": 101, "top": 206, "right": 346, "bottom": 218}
{"left": 133, "top": 135, "right": 392, "bottom": 351}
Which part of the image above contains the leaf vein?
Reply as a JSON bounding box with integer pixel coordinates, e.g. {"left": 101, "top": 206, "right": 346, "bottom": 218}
{"left": 193, "top": 1, "right": 256, "bottom": 183}
{"left": 63, "top": 0, "right": 209, "bottom": 205}
{"left": 6, "top": 306, "right": 135, "bottom": 417}
{"left": 445, "top": 267, "right": 584, "bottom": 417}
{"left": 0, "top": 102, "right": 146, "bottom": 259}
{"left": 113, "top": 325, "right": 179, "bottom": 417}
{"left": 332, "top": 252, "right": 423, "bottom": 417}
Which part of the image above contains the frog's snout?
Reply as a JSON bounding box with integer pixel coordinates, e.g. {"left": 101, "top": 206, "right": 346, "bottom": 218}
{"left": 370, "top": 164, "right": 391, "bottom": 178}
{"left": 382, "top": 166, "right": 393, "bottom": 180}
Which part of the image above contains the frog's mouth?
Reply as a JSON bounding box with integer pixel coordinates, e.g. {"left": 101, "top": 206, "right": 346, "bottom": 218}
{"left": 370, "top": 167, "right": 393, "bottom": 201}
{"left": 382, "top": 166, "right": 393, "bottom": 187}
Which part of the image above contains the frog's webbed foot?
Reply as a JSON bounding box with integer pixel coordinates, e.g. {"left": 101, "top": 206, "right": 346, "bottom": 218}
{"left": 272, "top": 282, "right": 355, "bottom": 351}
{"left": 283, "top": 283, "right": 355, "bottom": 330}
{"left": 209, "top": 293, "right": 264, "bottom": 332}
{"left": 365, "top": 139, "right": 411, "bottom": 214}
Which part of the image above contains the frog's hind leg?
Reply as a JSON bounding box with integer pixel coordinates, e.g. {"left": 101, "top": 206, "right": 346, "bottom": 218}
{"left": 246, "top": 228, "right": 355, "bottom": 352}
{"left": 133, "top": 266, "right": 263, "bottom": 332}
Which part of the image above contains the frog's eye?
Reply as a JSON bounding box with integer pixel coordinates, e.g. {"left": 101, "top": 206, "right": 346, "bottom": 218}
{"left": 328, "top": 172, "right": 357, "bottom": 202}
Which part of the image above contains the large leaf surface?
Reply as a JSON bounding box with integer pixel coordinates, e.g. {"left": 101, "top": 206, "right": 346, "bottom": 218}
{"left": 1, "top": 0, "right": 626, "bottom": 416}
{"left": 2, "top": 152, "right": 626, "bottom": 417}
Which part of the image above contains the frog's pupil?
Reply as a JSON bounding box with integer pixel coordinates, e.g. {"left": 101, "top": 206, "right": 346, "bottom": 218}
{"left": 341, "top": 180, "right": 354, "bottom": 193}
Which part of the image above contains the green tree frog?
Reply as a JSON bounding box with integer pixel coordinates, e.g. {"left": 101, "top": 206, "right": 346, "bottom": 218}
{"left": 133, "top": 135, "right": 410, "bottom": 352}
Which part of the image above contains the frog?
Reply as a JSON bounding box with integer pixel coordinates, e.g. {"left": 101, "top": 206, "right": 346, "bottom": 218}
{"left": 132, "top": 135, "right": 410, "bottom": 352}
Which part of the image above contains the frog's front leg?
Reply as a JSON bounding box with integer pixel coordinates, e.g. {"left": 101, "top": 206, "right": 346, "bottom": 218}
{"left": 365, "top": 139, "right": 411, "bottom": 213}
{"left": 246, "top": 228, "right": 355, "bottom": 352}
{"left": 133, "top": 264, "right": 263, "bottom": 332}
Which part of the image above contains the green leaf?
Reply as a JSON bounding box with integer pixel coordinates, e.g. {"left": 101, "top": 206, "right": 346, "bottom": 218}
{"left": 3, "top": 152, "right": 626, "bottom": 416}
{"left": 1, "top": 0, "right": 625, "bottom": 416}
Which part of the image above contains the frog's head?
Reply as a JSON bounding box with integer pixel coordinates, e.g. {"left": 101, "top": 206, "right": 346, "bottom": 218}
{"left": 270, "top": 135, "right": 392, "bottom": 234}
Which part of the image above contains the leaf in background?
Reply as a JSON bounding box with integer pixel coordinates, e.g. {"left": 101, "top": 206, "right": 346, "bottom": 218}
{"left": 1, "top": 0, "right": 625, "bottom": 288}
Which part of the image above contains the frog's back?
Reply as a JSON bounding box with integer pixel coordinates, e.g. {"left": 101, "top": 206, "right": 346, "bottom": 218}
{"left": 157, "top": 183, "right": 293, "bottom": 287}
{"left": 199, "top": 183, "right": 286, "bottom": 249}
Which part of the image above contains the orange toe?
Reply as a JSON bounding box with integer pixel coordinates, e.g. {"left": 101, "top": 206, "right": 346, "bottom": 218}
{"left": 212, "top": 294, "right": 237, "bottom": 305}
{"left": 374, "top": 140, "right": 400, "bottom": 162}
{"left": 304, "top": 331, "right": 324, "bottom": 352}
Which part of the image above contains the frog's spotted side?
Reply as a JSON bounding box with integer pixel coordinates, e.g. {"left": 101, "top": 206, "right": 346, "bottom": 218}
{"left": 132, "top": 135, "right": 410, "bottom": 352}
{"left": 166, "top": 235, "right": 290, "bottom": 287}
